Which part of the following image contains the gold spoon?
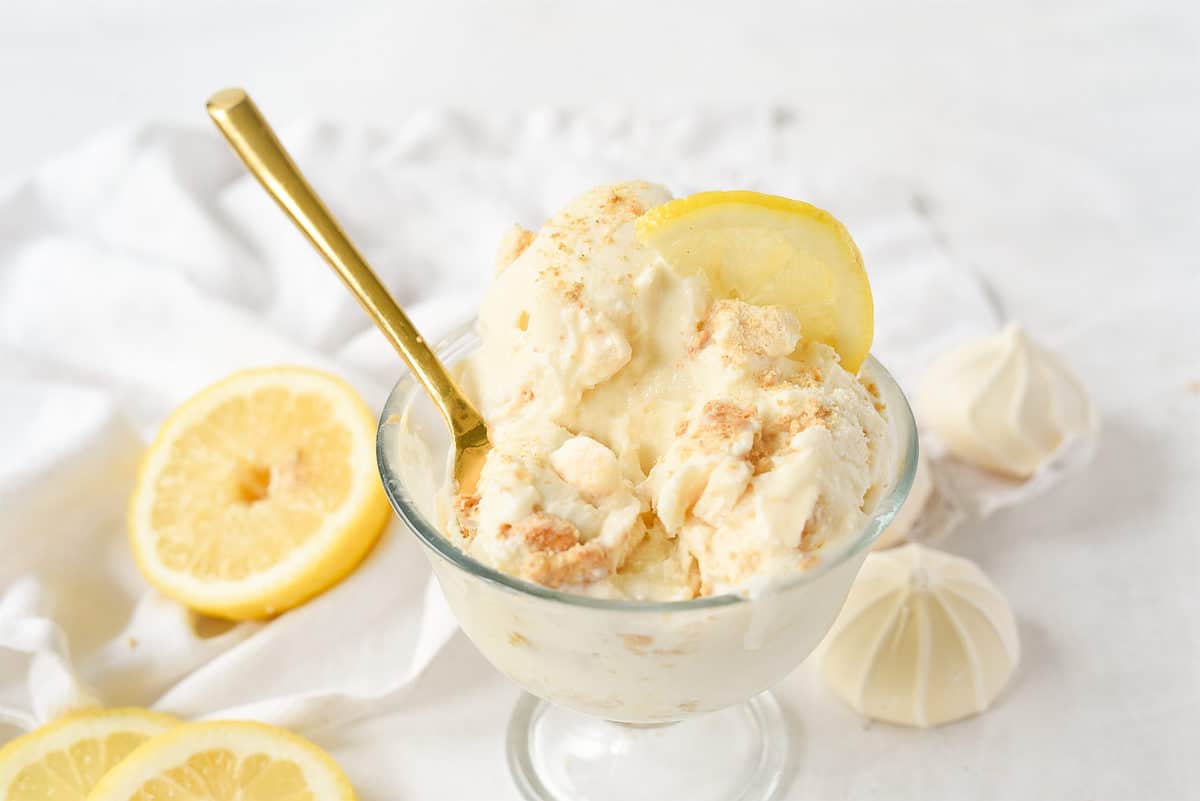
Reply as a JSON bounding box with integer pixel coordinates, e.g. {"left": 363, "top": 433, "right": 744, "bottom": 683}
{"left": 205, "top": 88, "right": 490, "bottom": 497}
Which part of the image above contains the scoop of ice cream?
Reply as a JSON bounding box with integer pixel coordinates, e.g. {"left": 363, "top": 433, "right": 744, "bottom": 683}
{"left": 451, "top": 181, "right": 895, "bottom": 600}
{"left": 645, "top": 328, "right": 890, "bottom": 596}
{"left": 493, "top": 224, "right": 534, "bottom": 273}
{"left": 465, "top": 419, "right": 645, "bottom": 589}
{"left": 919, "top": 323, "right": 1093, "bottom": 479}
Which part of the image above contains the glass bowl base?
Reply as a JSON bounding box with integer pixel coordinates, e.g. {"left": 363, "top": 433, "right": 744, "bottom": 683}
{"left": 506, "top": 692, "right": 787, "bottom": 801}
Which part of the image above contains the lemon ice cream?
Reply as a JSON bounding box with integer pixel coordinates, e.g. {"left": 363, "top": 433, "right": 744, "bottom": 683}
{"left": 448, "top": 181, "right": 896, "bottom": 600}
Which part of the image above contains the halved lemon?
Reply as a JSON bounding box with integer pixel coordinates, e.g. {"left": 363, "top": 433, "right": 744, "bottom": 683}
{"left": 85, "top": 720, "right": 356, "bottom": 800}
{"left": 128, "top": 367, "right": 389, "bottom": 620}
{"left": 636, "top": 190, "right": 874, "bottom": 373}
{"left": 0, "top": 707, "right": 177, "bottom": 800}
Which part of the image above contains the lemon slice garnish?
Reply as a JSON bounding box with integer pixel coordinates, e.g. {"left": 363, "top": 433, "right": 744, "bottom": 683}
{"left": 85, "top": 719, "right": 356, "bottom": 800}
{"left": 128, "top": 366, "right": 389, "bottom": 620}
{"left": 636, "top": 190, "right": 874, "bottom": 372}
{"left": 0, "top": 708, "right": 177, "bottom": 800}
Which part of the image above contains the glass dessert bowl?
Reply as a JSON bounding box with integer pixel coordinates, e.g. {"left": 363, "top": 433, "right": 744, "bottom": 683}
{"left": 203, "top": 109, "right": 909, "bottom": 801}
{"left": 378, "top": 321, "right": 919, "bottom": 801}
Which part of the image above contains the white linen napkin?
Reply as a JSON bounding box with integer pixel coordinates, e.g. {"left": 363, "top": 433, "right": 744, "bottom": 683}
{"left": 0, "top": 109, "right": 1008, "bottom": 737}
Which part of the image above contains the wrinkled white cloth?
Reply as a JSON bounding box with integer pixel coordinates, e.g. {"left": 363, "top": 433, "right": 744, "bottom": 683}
{"left": 0, "top": 111, "right": 1005, "bottom": 737}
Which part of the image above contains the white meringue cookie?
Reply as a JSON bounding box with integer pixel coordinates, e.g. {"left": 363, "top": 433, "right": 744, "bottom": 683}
{"left": 873, "top": 447, "right": 933, "bottom": 550}
{"left": 820, "top": 544, "right": 1020, "bottom": 728}
{"left": 919, "top": 323, "right": 1093, "bottom": 479}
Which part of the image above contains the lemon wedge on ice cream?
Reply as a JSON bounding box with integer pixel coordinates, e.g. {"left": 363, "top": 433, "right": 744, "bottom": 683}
{"left": 636, "top": 190, "right": 873, "bottom": 372}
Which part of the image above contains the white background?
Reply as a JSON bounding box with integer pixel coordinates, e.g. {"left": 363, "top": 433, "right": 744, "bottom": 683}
{"left": 3, "top": 0, "right": 1197, "bottom": 332}
{"left": 2, "top": 1, "right": 1198, "bottom": 799}
{"left": 1, "top": 0, "right": 1196, "bottom": 337}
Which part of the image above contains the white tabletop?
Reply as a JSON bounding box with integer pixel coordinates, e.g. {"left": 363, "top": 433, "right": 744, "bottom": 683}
{"left": 2, "top": 1, "right": 1198, "bottom": 799}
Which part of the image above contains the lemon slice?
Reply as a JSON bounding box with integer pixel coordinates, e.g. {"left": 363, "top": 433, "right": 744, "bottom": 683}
{"left": 0, "top": 708, "right": 177, "bottom": 800}
{"left": 128, "top": 367, "right": 389, "bottom": 620}
{"left": 85, "top": 720, "right": 356, "bottom": 801}
{"left": 636, "top": 190, "right": 874, "bottom": 373}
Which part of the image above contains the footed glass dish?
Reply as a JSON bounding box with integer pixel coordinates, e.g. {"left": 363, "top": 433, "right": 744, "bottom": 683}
{"left": 378, "top": 321, "right": 918, "bottom": 801}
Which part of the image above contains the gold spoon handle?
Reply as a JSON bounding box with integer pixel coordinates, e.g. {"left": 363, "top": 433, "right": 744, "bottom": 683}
{"left": 206, "top": 88, "right": 482, "bottom": 439}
